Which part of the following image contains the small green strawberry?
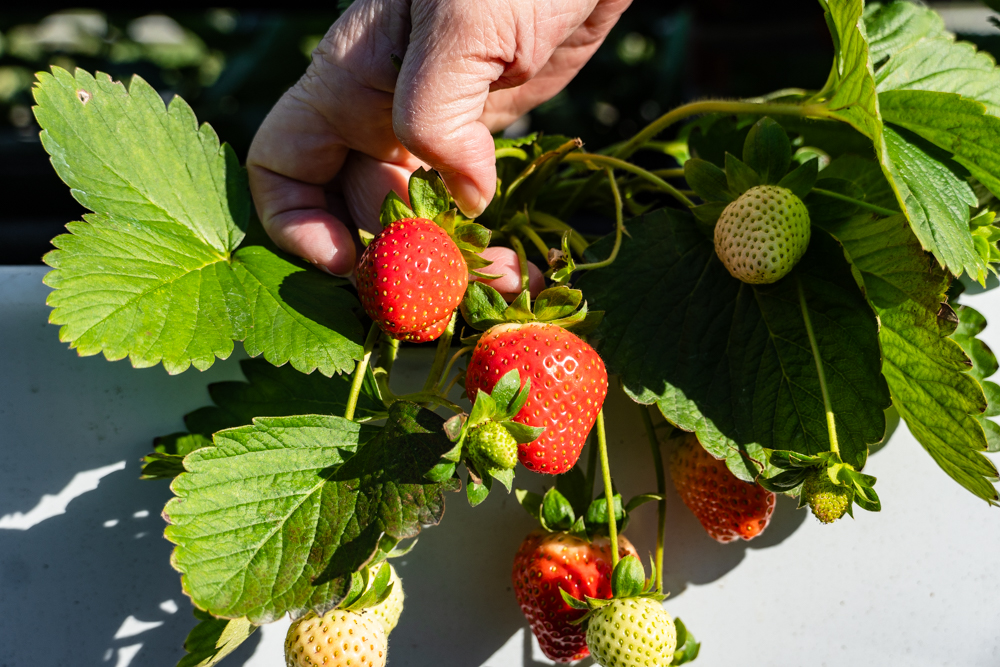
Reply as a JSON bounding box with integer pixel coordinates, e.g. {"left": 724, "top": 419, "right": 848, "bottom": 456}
{"left": 586, "top": 597, "right": 677, "bottom": 667}
{"left": 802, "top": 470, "right": 851, "bottom": 524}
{"left": 714, "top": 184, "right": 811, "bottom": 284}
{"left": 468, "top": 421, "right": 518, "bottom": 470}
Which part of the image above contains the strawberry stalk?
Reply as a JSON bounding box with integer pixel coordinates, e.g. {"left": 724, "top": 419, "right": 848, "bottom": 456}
{"left": 345, "top": 325, "right": 381, "bottom": 421}
{"left": 435, "top": 345, "right": 474, "bottom": 396}
{"left": 511, "top": 222, "right": 551, "bottom": 259}
{"left": 575, "top": 168, "right": 625, "bottom": 272}
{"left": 639, "top": 405, "right": 668, "bottom": 594}
{"left": 559, "top": 99, "right": 828, "bottom": 217}
{"left": 527, "top": 210, "right": 589, "bottom": 256}
{"left": 563, "top": 153, "right": 694, "bottom": 208}
{"left": 508, "top": 235, "right": 531, "bottom": 293}
{"left": 797, "top": 276, "right": 840, "bottom": 456}
{"left": 595, "top": 409, "right": 619, "bottom": 567}
{"left": 421, "top": 311, "right": 458, "bottom": 394}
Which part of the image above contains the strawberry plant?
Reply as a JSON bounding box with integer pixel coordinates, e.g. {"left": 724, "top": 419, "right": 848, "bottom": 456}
{"left": 27, "top": 1, "right": 1000, "bottom": 664}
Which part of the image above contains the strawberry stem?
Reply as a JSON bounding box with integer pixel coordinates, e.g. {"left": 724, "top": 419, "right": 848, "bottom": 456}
{"left": 511, "top": 223, "right": 551, "bottom": 259}
{"left": 596, "top": 409, "right": 619, "bottom": 568}
{"left": 797, "top": 276, "right": 840, "bottom": 456}
{"left": 639, "top": 405, "right": 669, "bottom": 594}
{"left": 527, "top": 211, "right": 589, "bottom": 256}
{"left": 422, "top": 312, "right": 457, "bottom": 393}
{"left": 575, "top": 168, "right": 625, "bottom": 272}
{"left": 508, "top": 235, "right": 531, "bottom": 293}
{"left": 563, "top": 153, "right": 695, "bottom": 208}
{"left": 435, "top": 345, "right": 474, "bottom": 396}
{"left": 345, "top": 325, "right": 381, "bottom": 422}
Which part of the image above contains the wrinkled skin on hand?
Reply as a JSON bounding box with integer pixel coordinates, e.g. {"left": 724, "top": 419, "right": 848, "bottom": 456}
{"left": 247, "top": 0, "right": 632, "bottom": 275}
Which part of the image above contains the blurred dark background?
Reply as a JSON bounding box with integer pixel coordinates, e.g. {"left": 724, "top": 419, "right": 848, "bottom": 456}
{"left": 0, "top": 1, "right": 994, "bottom": 264}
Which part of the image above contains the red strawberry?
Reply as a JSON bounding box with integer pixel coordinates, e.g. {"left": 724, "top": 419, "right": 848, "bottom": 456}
{"left": 393, "top": 314, "right": 451, "bottom": 343}
{"left": 356, "top": 218, "right": 468, "bottom": 341}
{"left": 512, "top": 530, "right": 637, "bottom": 663}
{"left": 465, "top": 323, "right": 607, "bottom": 474}
{"left": 670, "top": 433, "right": 775, "bottom": 543}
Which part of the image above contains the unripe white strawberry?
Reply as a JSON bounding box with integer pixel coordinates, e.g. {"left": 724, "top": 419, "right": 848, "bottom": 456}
{"left": 362, "top": 563, "right": 405, "bottom": 635}
{"left": 714, "top": 185, "right": 811, "bottom": 284}
{"left": 585, "top": 597, "right": 677, "bottom": 667}
{"left": 284, "top": 609, "right": 387, "bottom": 667}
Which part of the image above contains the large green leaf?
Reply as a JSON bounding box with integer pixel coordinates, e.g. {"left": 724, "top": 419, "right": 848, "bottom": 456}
{"left": 951, "top": 304, "right": 1000, "bottom": 454}
{"left": 819, "top": 211, "right": 998, "bottom": 503}
{"left": 576, "top": 209, "right": 889, "bottom": 481}
{"left": 165, "top": 402, "right": 459, "bottom": 623}
{"left": 35, "top": 67, "right": 363, "bottom": 374}
{"left": 813, "top": 0, "right": 995, "bottom": 282}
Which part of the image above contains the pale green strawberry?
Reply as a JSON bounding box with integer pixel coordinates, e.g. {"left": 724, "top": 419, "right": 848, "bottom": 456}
{"left": 284, "top": 608, "right": 387, "bottom": 667}
{"left": 362, "top": 563, "right": 405, "bottom": 635}
{"left": 468, "top": 421, "right": 518, "bottom": 470}
{"left": 803, "top": 471, "right": 851, "bottom": 524}
{"left": 586, "top": 597, "right": 677, "bottom": 667}
{"left": 714, "top": 184, "right": 811, "bottom": 284}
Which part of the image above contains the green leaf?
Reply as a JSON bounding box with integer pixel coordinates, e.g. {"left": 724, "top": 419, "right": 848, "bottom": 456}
{"left": 177, "top": 610, "right": 255, "bottom": 667}
{"left": 230, "top": 244, "right": 364, "bottom": 376}
{"left": 672, "top": 617, "right": 701, "bottom": 665}
{"left": 183, "top": 358, "right": 383, "bottom": 437}
{"left": 864, "top": 1, "right": 946, "bottom": 64}
{"left": 742, "top": 117, "right": 791, "bottom": 185}
{"left": 819, "top": 212, "right": 999, "bottom": 504}
{"left": 165, "top": 402, "right": 460, "bottom": 623}
{"left": 952, "top": 305, "right": 999, "bottom": 382}
{"left": 683, "top": 158, "right": 734, "bottom": 203}
{"left": 408, "top": 167, "right": 450, "bottom": 220}
{"left": 880, "top": 124, "right": 983, "bottom": 283}
{"left": 576, "top": 209, "right": 889, "bottom": 480}
{"left": 142, "top": 432, "right": 212, "bottom": 480}
{"left": 724, "top": 153, "right": 761, "bottom": 194}
{"left": 494, "top": 132, "right": 539, "bottom": 149}
{"left": 34, "top": 68, "right": 364, "bottom": 374}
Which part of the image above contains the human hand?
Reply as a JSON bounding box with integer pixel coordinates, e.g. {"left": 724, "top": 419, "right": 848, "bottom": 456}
{"left": 247, "top": 0, "right": 632, "bottom": 275}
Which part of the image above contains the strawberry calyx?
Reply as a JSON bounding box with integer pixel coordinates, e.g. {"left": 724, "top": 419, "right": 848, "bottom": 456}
{"left": 438, "top": 369, "right": 545, "bottom": 506}
{"left": 337, "top": 561, "right": 396, "bottom": 614}
{"left": 760, "top": 449, "right": 880, "bottom": 520}
{"left": 514, "top": 465, "right": 659, "bottom": 541}
{"left": 460, "top": 282, "right": 602, "bottom": 339}
{"left": 373, "top": 168, "right": 493, "bottom": 273}
{"left": 560, "top": 556, "right": 663, "bottom": 619}
{"left": 684, "top": 116, "right": 818, "bottom": 230}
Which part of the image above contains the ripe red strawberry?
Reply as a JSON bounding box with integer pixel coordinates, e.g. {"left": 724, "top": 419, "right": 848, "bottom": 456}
{"left": 465, "top": 323, "right": 607, "bottom": 474}
{"left": 670, "top": 433, "right": 775, "bottom": 543}
{"left": 512, "top": 530, "right": 637, "bottom": 662}
{"left": 356, "top": 218, "right": 468, "bottom": 341}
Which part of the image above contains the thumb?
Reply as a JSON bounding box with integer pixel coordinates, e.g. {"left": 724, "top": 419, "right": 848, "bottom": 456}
{"left": 393, "top": 6, "right": 505, "bottom": 217}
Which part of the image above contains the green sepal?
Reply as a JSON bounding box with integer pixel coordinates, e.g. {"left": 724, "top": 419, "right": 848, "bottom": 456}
{"left": 408, "top": 167, "right": 450, "bottom": 220}
{"left": 568, "top": 516, "right": 589, "bottom": 541}
{"left": 467, "top": 472, "right": 490, "bottom": 507}
{"left": 358, "top": 228, "right": 376, "bottom": 248}
{"left": 424, "top": 460, "right": 457, "bottom": 483}
{"left": 490, "top": 467, "right": 515, "bottom": 492}
{"left": 379, "top": 190, "right": 415, "bottom": 228}
{"left": 690, "top": 201, "right": 728, "bottom": 228}
{"left": 725, "top": 153, "right": 762, "bottom": 194}
{"left": 555, "top": 465, "right": 592, "bottom": 518}
{"left": 491, "top": 369, "right": 523, "bottom": 412}
{"left": 454, "top": 221, "right": 491, "bottom": 252}
{"left": 585, "top": 493, "right": 625, "bottom": 532}
{"left": 672, "top": 617, "right": 701, "bottom": 665}
{"left": 758, "top": 467, "right": 810, "bottom": 493}
{"left": 384, "top": 538, "right": 417, "bottom": 559}
{"left": 778, "top": 157, "right": 819, "bottom": 199}
{"left": 743, "top": 117, "right": 792, "bottom": 185}
{"left": 342, "top": 562, "right": 391, "bottom": 612}
{"left": 533, "top": 287, "right": 584, "bottom": 321}
{"left": 540, "top": 487, "right": 576, "bottom": 531}
{"left": 549, "top": 232, "right": 578, "bottom": 285}
{"left": 506, "top": 290, "right": 535, "bottom": 321}
{"left": 553, "top": 309, "right": 604, "bottom": 336}
{"left": 502, "top": 421, "right": 545, "bottom": 444}
{"left": 515, "top": 488, "right": 543, "bottom": 521}
{"left": 559, "top": 588, "right": 591, "bottom": 611}
{"left": 683, "top": 158, "right": 735, "bottom": 203}
{"left": 611, "top": 555, "right": 646, "bottom": 599}
{"left": 460, "top": 282, "right": 510, "bottom": 331}
{"left": 623, "top": 493, "right": 661, "bottom": 514}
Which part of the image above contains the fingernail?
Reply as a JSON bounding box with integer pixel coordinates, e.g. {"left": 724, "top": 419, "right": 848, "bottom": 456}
{"left": 313, "top": 258, "right": 353, "bottom": 279}
{"left": 444, "top": 172, "right": 486, "bottom": 218}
